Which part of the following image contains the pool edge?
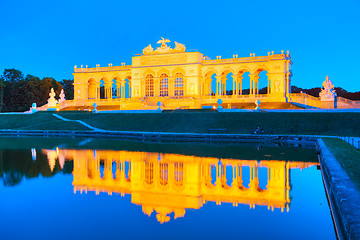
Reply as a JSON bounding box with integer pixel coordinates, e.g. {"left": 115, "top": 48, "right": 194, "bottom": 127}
{"left": 317, "top": 138, "right": 360, "bottom": 240}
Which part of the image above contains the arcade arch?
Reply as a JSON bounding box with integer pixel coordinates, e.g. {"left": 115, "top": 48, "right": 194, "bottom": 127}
{"left": 204, "top": 70, "right": 217, "bottom": 96}
{"left": 254, "top": 67, "right": 270, "bottom": 95}
{"left": 237, "top": 70, "right": 251, "bottom": 95}
{"left": 220, "top": 69, "right": 234, "bottom": 95}
{"left": 125, "top": 76, "right": 132, "bottom": 98}
{"left": 99, "top": 79, "right": 105, "bottom": 99}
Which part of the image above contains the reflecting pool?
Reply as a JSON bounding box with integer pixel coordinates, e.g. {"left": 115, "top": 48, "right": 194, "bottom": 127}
{"left": 0, "top": 137, "right": 335, "bottom": 239}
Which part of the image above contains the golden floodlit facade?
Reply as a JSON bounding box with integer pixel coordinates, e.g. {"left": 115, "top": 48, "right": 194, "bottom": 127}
{"left": 44, "top": 148, "right": 317, "bottom": 223}
{"left": 69, "top": 38, "right": 293, "bottom": 110}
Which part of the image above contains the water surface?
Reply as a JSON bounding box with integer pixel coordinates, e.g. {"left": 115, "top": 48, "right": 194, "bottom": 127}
{"left": 0, "top": 137, "right": 335, "bottom": 239}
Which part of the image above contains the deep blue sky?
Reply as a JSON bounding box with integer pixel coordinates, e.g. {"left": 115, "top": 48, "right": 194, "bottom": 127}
{"left": 0, "top": 0, "right": 359, "bottom": 91}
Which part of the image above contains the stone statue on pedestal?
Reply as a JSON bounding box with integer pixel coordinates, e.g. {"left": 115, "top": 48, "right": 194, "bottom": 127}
{"left": 59, "top": 89, "right": 66, "bottom": 103}
{"left": 319, "top": 76, "right": 337, "bottom": 101}
{"left": 47, "top": 88, "right": 58, "bottom": 109}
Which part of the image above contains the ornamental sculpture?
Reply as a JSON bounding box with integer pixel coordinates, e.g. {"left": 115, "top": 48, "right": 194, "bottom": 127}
{"left": 142, "top": 38, "right": 186, "bottom": 55}
{"left": 47, "top": 88, "right": 58, "bottom": 108}
{"left": 319, "top": 76, "right": 337, "bottom": 101}
{"left": 59, "top": 89, "right": 66, "bottom": 103}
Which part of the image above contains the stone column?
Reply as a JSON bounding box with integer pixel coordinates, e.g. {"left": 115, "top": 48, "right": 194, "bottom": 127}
{"left": 254, "top": 76, "right": 259, "bottom": 94}
{"left": 222, "top": 76, "right": 226, "bottom": 95}
{"left": 116, "top": 83, "right": 121, "bottom": 99}
{"left": 122, "top": 83, "right": 125, "bottom": 99}
{"left": 238, "top": 77, "right": 243, "bottom": 95}
{"left": 267, "top": 73, "right": 271, "bottom": 94}
{"left": 249, "top": 74, "right": 255, "bottom": 95}
{"left": 216, "top": 75, "right": 221, "bottom": 96}
{"left": 233, "top": 75, "right": 238, "bottom": 95}
{"left": 128, "top": 81, "right": 132, "bottom": 98}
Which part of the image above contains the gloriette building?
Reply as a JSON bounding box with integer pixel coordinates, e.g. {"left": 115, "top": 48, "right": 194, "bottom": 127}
{"left": 66, "top": 38, "right": 293, "bottom": 110}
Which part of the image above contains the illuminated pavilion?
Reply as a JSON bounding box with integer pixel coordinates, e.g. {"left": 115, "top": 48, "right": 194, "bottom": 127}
{"left": 45, "top": 38, "right": 359, "bottom": 111}
{"left": 64, "top": 38, "right": 293, "bottom": 110}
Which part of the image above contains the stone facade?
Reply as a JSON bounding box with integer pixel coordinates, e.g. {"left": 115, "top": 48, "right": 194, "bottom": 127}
{"left": 71, "top": 39, "right": 292, "bottom": 110}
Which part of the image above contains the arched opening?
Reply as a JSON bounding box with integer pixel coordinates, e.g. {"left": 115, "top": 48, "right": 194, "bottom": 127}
{"left": 222, "top": 164, "right": 233, "bottom": 188}
{"left": 88, "top": 79, "right": 96, "bottom": 99}
{"left": 258, "top": 166, "right": 268, "bottom": 190}
{"left": 210, "top": 163, "right": 217, "bottom": 185}
{"left": 221, "top": 70, "right": 233, "bottom": 95}
{"left": 241, "top": 166, "right": 250, "bottom": 188}
{"left": 112, "top": 79, "right": 117, "bottom": 98}
{"left": 256, "top": 69, "right": 269, "bottom": 94}
{"left": 237, "top": 71, "right": 250, "bottom": 95}
{"left": 112, "top": 161, "right": 117, "bottom": 179}
{"left": 145, "top": 74, "right": 154, "bottom": 97}
{"left": 125, "top": 161, "right": 130, "bottom": 181}
{"left": 174, "top": 73, "right": 184, "bottom": 96}
{"left": 159, "top": 73, "right": 169, "bottom": 97}
{"left": 125, "top": 77, "right": 131, "bottom": 98}
{"left": 99, "top": 159, "right": 105, "bottom": 178}
{"left": 204, "top": 71, "right": 217, "bottom": 96}
{"left": 99, "top": 79, "right": 105, "bottom": 99}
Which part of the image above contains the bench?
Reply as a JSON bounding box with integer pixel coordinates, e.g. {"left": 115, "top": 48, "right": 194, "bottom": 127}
{"left": 250, "top": 128, "right": 274, "bottom": 135}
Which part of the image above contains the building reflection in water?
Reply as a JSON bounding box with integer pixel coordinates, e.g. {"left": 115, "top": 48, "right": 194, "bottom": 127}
{"left": 42, "top": 148, "right": 318, "bottom": 224}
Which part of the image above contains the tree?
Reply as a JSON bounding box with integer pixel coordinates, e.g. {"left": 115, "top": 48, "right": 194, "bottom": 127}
{"left": 2, "top": 68, "right": 24, "bottom": 83}
{"left": 60, "top": 79, "right": 74, "bottom": 100}
{"left": 2, "top": 69, "right": 25, "bottom": 112}
{"left": 291, "top": 85, "right": 305, "bottom": 93}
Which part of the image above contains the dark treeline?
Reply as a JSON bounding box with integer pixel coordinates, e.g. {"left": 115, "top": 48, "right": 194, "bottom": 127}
{"left": 291, "top": 86, "right": 360, "bottom": 100}
{"left": 0, "top": 69, "right": 74, "bottom": 112}
{"left": 0, "top": 149, "right": 73, "bottom": 187}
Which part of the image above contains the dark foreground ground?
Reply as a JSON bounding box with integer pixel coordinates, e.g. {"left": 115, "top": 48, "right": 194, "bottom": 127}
{"left": 0, "top": 111, "right": 359, "bottom": 136}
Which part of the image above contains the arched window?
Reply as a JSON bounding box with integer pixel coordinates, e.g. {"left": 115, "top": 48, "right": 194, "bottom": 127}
{"left": 174, "top": 162, "right": 183, "bottom": 187}
{"left": 160, "top": 73, "right": 169, "bottom": 97}
{"left": 145, "top": 74, "right": 154, "bottom": 97}
{"left": 159, "top": 163, "right": 168, "bottom": 186}
{"left": 174, "top": 73, "right": 184, "bottom": 96}
{"left": 145, "top": 161, "right": 154, "bottom": 185}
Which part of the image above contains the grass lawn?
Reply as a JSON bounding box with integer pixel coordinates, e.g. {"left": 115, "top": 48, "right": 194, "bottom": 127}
{"left": 0, "top": 112, "right": 89, "bottom": 131}
{"left": 59, "top": 111, "right": 360, "bottom": 136}
{"left": 0, "top": 111, "right": 359, "bottom": 137}
{"left": 322, "top": 138, "right": 360, "bottom": 190}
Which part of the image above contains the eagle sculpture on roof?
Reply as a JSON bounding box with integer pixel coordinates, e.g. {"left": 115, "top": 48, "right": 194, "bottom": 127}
{"left": 157, "top": 37, "right": 171, "bottom": 48}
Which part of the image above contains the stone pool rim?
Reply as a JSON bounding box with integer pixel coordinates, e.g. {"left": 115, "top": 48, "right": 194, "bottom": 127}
{"left": 317, "top": 138, "right": 360, "bottom": 240}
